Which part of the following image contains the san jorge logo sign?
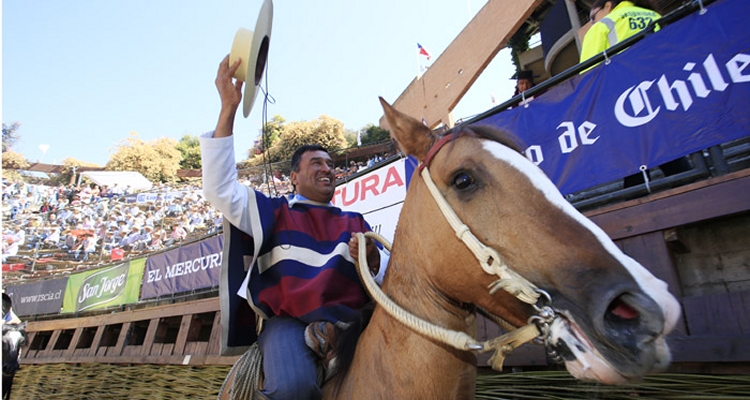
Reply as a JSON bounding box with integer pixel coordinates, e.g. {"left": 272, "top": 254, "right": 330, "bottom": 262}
{"left": 75, "top": 263, "right": 129, "bottom": 311}
{"left": 62, "top": 258, "right": 145, "bottom": 313}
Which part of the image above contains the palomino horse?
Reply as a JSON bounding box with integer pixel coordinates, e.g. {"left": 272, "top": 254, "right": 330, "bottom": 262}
{"left": 322, "top": 98, "right": 680, "bottom": 398}
{"left": 221, "top": 98, "right": 681, "bottom": 399}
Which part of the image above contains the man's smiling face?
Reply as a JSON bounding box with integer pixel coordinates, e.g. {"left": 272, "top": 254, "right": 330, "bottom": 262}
{"left": 291, "top": 150, "right": 336, "bottom": 203}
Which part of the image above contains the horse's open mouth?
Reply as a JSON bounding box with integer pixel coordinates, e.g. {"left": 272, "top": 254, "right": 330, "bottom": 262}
{"left": 548, "top": 314, "right": 633, "bottom": 385}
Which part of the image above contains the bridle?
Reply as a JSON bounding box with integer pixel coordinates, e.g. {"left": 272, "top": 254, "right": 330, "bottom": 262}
{"left": 354, "top": 132, "right": 562, "bottom": 370}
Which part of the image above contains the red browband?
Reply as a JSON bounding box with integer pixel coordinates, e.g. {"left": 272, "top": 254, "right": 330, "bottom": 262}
{"left": 418, "top": 133, "right": 457, "bottom": 172}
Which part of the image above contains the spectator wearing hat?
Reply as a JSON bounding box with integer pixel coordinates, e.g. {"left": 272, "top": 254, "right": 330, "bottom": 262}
{"left": 102, "top": 228, "right": 120, "bottom": 251}
{"left": 510, "top": 70, "right": 545, "bottom": 107}
{"left": 61, "top": 229, "right": 79, "bottom": 251}
{"left": 116, "top": 220, "right": 130, "bottom": 237}
{"left": 166, "top": 200, "right": 184, "bottom": 218}
{"left": 512, "top": 70, "right": 537, "bottom": 96}
{"left": 73, "top": 232, "right": 98, "bottom": 262}
{"left": 165, "top": 223, "right": 187, "bottom": 246}
{"left": 42, "top": 224, "right": 61, "bottom": 248}
{"left": 148, "top": 226, "right": 167, "bottom": 251}
{"left": 120, "top": 225, "right": 143, "bottom": 251}
{"left": 135, "top": 225, "right": 153, "bottom": 251}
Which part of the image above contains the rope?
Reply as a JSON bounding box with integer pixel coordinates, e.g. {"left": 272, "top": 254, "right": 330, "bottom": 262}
{"left": 354, "top": 232, "right": 480, "bottom": 351}
{"left": 354, "top": 232, "right": 541, "bottom": 371}
{"left": 218, "top": 343, "right": 263, "bottom": 400}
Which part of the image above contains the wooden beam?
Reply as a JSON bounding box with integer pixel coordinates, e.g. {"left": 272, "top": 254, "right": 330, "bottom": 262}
{"left": 173, "top": 314, "right": 192, "bottom": 355}
{"left": 586, "top": 169, "right": 750, "bottom": 240}
{"left": 64, "top": 327, "right": 84, "bottom": 358}
{"left": 140, "top": 318, "right": 160, "bottom": 356}
{"left": 380, "top": 0, "right": 544, "bottom": 129}
{"left": 25, "top": 297, "right": 219, "bottom": 332}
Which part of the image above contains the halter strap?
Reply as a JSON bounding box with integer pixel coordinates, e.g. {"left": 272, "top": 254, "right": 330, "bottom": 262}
{"left": 354, "top": 232, "right": 545, "bottom": 371}
{"left": 417, "top": 132, "right": 541, "bottom": 305}
{"left": 419, "top": 166, "right": 541, "bottom": 305}
{"left": 418, "top": 133, "right": 456, "bottom": 172}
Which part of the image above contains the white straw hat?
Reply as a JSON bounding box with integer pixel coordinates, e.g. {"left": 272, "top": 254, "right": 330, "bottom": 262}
{"left": 229, "top": 0, "right": 273, "bottom": 118}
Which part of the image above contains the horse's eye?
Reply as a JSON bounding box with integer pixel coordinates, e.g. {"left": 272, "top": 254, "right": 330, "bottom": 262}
{"left": 452, "top": 172, "right": 475, "bottom": 190}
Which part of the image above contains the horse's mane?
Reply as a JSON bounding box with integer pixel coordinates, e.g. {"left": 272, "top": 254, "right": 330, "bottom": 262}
{"left": 448, "top": 124, "right": 524, "bottom": 154}
{"left": 328, "top": 302, "right": 374, "bottom": 394}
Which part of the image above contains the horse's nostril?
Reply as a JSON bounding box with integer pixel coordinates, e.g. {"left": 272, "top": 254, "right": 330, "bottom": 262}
{"left": 602, "top": 293, "right": 665, "bottom": 348}
{"left": 607, "top": 296, "right": 639, "bottom": 320}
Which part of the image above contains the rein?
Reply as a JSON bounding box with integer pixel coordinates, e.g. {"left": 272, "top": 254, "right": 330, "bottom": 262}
{"left": 354, "top": 133, "right": 560, "bottom": 370}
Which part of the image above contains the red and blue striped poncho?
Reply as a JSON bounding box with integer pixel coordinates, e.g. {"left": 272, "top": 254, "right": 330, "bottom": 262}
{"left": 233, "top": 192, "right": 372, "bottom": 325}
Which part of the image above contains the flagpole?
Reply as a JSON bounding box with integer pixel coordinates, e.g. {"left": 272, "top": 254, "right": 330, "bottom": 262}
{"left": 416, "top": 43, "right": 422, "bottom": 80}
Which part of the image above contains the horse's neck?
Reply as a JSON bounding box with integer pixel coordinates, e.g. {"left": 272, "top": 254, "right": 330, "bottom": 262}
{"left": 330, "top": 264, "right": 478, "bottom": 399}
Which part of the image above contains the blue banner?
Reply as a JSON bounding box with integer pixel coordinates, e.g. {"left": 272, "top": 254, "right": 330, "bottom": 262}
{"left": 140, "top": 235, "right": 223, "bottom": 299}
{"left": 475, "top": 0, "right": 750, "bottom": 195}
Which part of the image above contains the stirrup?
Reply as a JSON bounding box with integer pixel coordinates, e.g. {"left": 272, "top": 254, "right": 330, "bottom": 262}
{"left": 304, "top": 321, "right": 339, "bottom": 381}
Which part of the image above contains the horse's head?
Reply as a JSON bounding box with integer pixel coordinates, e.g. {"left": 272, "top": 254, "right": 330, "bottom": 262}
{"left": 380, "top": 98, "right": 680, "bottom": 384}
{"left": 2, "top": 322, "right": 28, "bottom": 377}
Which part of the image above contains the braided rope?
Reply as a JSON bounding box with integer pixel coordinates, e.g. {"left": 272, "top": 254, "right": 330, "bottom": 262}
{"left": 355, "top": 232, "right": 482, "bottom": 351}
{"left": 355, "top": 232, "right": 541, "bottom": 370}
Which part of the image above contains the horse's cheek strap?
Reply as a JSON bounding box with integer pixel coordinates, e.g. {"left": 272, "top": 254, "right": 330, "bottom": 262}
{"left": 419, "top": 167, "right": 540, "bottom": 305}
{"left": 354, "top": 233, "right": 543, "bottom": 371}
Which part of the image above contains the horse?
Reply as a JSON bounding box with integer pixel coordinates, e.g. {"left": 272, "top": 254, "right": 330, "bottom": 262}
{"left": 2, "top": 324, "right": 27, "bottom": 400}
{"left": 2, "top": 293, "right": 27, "bottom": 400}
{"left": 221, "top": 98, "right": 681, "bottom": 399}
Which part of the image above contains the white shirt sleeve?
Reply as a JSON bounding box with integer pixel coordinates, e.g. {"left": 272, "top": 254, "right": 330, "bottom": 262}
{"left": 199, "top": 132, "right": 253, "bottom": 233}
{"left": 373, "top": 248, "right": 389, "bottom": 286}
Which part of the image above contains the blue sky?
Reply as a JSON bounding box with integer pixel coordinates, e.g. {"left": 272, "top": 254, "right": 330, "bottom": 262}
{"left": 3, "top": 0, "right": 517, "bottom": 166}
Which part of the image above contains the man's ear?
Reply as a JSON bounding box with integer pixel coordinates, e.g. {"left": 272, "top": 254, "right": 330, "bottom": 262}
{"left": 290, "top": 170, "right": 298, "bottom": 187}
{"left": 603, "top": 1, "right": 614, "bottom": 13}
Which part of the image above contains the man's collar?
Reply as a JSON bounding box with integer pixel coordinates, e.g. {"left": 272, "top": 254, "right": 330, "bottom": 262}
{"left": 288, "top": 194, "right": 332, "bottom": 208}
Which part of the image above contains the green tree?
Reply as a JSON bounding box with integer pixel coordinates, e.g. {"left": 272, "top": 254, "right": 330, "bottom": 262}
{"left": 272, "top": 115, "right": 348, "bottom": 163}
{"left": 247, "top": 115, "right": 286, "bottom": 159}
{"left": 246, "top": 115, "right": 348, "bottom": 167}
{"left": 2, "top": 122, "right": 21, "bottom": 152}
{"left": 343, "top": 128, "right": 358, "bottom": 148}
{"left": 1, "top": 150, "right": 29, "bottom": 170}
{"left": 107, "top": 133, "right": 181, "bottom": 183}
{"left": 1, "top": 150, "right": 29, "bottom": 182}
{"left": 360, "top": 124, "right": 390, "bottom": 146}
{"left": 176, "top": 134, "right": 202, "bottom": 170}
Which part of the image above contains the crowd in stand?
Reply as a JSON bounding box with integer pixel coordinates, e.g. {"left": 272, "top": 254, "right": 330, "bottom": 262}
{"left": 1, "top": 152, "right": 392, "bottom": 268}
{"left": 2, "top": 180, "right": 222, "bottom": 265}
{"left": 335, "top": 154, "right": 387, "bottom": 181}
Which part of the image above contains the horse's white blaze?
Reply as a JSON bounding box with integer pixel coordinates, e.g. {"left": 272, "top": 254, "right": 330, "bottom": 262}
{"left": 4, "top": 330, "right": 24, "bottom": 359}
{"left": 481, "top": 140, "right": 680, "bottom": 331}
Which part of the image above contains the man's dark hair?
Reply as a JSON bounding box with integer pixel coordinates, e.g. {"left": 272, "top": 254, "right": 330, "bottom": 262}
{"left": 290, "top": 144, "right": 328, "bottom": 172}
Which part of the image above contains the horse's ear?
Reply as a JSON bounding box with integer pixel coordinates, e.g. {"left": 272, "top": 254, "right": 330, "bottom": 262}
{"left": 379, "top": 97, "right": 435, "bottom": 161}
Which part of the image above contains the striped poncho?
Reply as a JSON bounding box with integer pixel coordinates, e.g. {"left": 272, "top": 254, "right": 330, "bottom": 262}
{"left": 220, "top": 192, "right": 372, "bottom": 354}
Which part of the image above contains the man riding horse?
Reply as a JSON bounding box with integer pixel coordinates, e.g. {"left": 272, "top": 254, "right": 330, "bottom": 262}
{"left": 200, "top": 55, "right": 387, "bottom": 399}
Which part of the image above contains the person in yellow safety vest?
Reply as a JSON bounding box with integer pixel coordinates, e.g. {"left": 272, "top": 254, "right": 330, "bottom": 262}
{"left": 579, "top": 0, "right": 693, "bottom": 188}
{"left": 579, "top": 0, "right": 662, "bottom": 68}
